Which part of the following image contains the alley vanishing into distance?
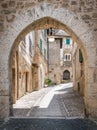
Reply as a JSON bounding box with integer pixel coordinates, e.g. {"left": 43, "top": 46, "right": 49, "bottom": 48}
{"left": 0, "top": 83, "right": 97, "bottom": 129}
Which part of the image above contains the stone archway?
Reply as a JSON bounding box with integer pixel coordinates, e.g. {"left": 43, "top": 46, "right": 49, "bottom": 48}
{"left": 9, "top": 16, "right": 88, "bottom": 117}
{"left": 0, "top": 2, "right": 97, "bottom": 120}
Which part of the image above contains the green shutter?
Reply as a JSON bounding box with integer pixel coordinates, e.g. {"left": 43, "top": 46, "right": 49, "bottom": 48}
{"left": 40, "top": 39, "right": 42, "bottom": 50}
{"left": 44, "top": 30, "right": 47, "bottom": 37}
{"left": 44, "top": 48, "right": 46, "bottom": 57}
{"left": 79, "top": 49, "right": 83, "bottom": 63}
{"left": 66, "top": 38, "right": 70, "bottom": 45}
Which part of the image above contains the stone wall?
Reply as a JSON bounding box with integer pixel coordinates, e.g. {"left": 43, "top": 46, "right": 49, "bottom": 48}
{"left": 0, "top": 1, "right": 97, "bottom": 119}
{"left": 72, "top": 43, "right": 85, "bottom": 96}
{"left": 48, "top": 40, "right": 61, "bottom": 84}
{"left": 12, "top": 32, "right": 35, "bottom": 103}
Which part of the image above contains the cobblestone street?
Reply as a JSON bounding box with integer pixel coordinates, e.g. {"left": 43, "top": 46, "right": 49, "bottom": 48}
{"left": 13, "top": 83, "right": 84, "bottom": 118}
{"left": 0, "top": 83, "right": 97, "bottom": 129}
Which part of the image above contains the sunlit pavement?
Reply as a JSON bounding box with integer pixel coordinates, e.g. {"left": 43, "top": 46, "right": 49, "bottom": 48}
{"left": 0, "top": 83, "right": 97, "bottom": 129}
{"left": 13, "top": 86, "right": 53, "bottom": 117}
{"left": 13, "top": 83, "right": 84, "bottom": 118}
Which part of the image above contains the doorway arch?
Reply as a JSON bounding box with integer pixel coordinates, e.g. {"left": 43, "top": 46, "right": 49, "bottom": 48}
{"left": 63, "top": 70, "right": 70, "bottom": 80}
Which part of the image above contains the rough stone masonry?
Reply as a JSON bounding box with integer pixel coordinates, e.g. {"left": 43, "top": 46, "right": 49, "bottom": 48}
{"left": 0, "top": 0, "right": 97, "bottom": 120}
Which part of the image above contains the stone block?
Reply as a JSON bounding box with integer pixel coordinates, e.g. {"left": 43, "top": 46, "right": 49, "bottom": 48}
{"left": 0, "top": 96, "right": 10, "bottom": 120}
{"left": 71, "top": 1, "right": 77, "bottom": 5}
{"left": 87, "top": 98, "right": 97, "bottom": 117}
{"left": 25, "top": 2, "right": 35, "bottom": 8}
{"left": 0, "top": 82, "right": 9, "bottom": 96}
{"left": 0, "top": 23, "right": 4, "bottom": 31}
{"left": 87, "top": 68, "right": 95, "bottom": 83}
{"left": 1, "top": 3, "right": 8, "bottom": 8}
{"left": 0, "top": 15, "right": 4, "bottom": 22}
{"left": 82, "top": 15, "right": 91, "bottom": 20}
{"left": 9, "top": 1, "right": 15, "bottom": 7}
{"left": 6, "top": 15, "right": 15, "bottom": 22}
{"left": 92, "top": 13, "right": 97, "bottom": 19}
{"left": 1, "top": 9, "right": 16, "bottom": 15}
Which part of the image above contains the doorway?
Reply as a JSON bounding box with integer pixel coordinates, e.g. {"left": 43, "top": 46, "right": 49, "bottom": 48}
{"left": 63, "top": 70, "right": 70, "bottom": 80}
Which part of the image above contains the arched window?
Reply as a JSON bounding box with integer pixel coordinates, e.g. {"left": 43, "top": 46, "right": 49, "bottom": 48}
{"left": 63, "top": 70, "right": 70, "bottom": 80}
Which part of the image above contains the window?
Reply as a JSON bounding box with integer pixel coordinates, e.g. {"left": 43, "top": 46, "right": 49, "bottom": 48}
{"left": 47, "top": 28, "right": 55, "bottom": 35}
{"left": 68, "top": 55, "right": 70, "bottom": 60}
{"left": 60, "top": 39, "right": 63, "bottom": 48}
{"left": 40, "top": 38, "right": 42, "bottom": 50}
{"left": 66, "top": 38, "right": 70, "bottom": 45}
{"left": 79, "top": 49, "right": 83, "bottom": 63}
{"left": 44, "top": 48, "right": 46, "bottom": 58}
{"left": 55, "top": 38, "right": 62, "bottom": 48}
{"left": 60, "top": 42, "right": 62, "bottom": 48}
{"left": 64, "top": 54, "right": 71, "bottom": 61}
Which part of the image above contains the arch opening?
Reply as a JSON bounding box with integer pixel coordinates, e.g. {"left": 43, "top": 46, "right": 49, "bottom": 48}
{"left": 9, "top": 16, "right": 87, "bottom": 118}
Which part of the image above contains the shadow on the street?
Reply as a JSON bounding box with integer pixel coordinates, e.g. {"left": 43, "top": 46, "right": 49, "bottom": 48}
{"left": 13, "top": 86, "right": 84, "bottom": 118}
{"left": 0, "top": 118, "right": 97, "bottom": 130}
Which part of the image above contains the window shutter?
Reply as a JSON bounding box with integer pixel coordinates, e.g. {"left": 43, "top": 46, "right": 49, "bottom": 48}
{"left": 44, "top": 48, "right": 46, "bottom": 57}
{"left": 66, "top": 38, "right": 70, "bottom": 45}
{"left": 40, "top": 39, "right": 42, "bottom": 50}
{"left": 44, "top": 30, "right": 47, "bottom": 37}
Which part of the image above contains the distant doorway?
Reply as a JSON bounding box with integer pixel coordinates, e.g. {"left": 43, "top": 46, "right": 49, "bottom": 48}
{"left": 63, "top": 70, "right": 70, "bottom": 80}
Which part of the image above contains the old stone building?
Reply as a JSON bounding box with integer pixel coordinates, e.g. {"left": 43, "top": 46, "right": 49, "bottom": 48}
{"left": 0, "top": 0, "right": 97, "bottom": 120}
{"left": 48, "top": 29, "right": 73, "bottom": 84}
{"left": 37, "top": 30, "right": 48, "bottom": 89}
{"left": 12, "top": 30, "right": 48, "bottom": 104}
{"left": 48, "top": 37, "right": 61, "bottom": 84}
{"left": 60, "top": 33, "right": 73, "bottom": 82}
{"left": 12, "top": 31, "right": 35, "bottom": 103}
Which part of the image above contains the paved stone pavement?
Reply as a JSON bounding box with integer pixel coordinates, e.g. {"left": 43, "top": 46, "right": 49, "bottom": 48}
{"left": 13, "top": 87, "right": 53, "bottom": 117}
{"left": 13, "top": 83, "right": 84, "bottom": 118}
{"left": 0, "top": 118, "right": 97, "bottom": 130}
{"left": 0, "top": 83, "right": 97, "bottom": 129}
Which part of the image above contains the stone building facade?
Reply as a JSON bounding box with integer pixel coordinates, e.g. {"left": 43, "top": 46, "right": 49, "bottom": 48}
{"left": 12, "top": 31, "right": 35, "bottom": 103}
{"left": 72, "top": 42, "right": 85, "bottom": 96}
{"left": 37, "top": 30, "right": 48, "bottom": 89}
{"left": 60, "top": 35, "right": 73, "bottom": 82}
{"left": 48, "top": 29, "right": 73, "bottom": 84}
{"left": 0, "top": 0, "right": 97, "bottom": 119}
{"left": 12, "top": 30, "right": 48, "bottom": 104}
{"left": 48, "top": 38, "right": 61, "bottom": 84}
